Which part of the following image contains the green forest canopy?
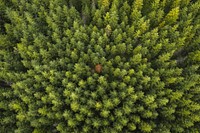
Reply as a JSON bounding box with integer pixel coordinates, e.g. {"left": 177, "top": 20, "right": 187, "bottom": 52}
{"left": 0, "top": 0, "right": 200, "bottom": 132}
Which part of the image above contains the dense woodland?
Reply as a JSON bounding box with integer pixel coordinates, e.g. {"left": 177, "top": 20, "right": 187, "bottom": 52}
{"left": 0, "top": 0, "right": 200, "bottom": 132}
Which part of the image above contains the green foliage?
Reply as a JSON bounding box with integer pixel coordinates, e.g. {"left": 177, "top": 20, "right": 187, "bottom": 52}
{"left": 0, "top": 0, "right": 200, "bottom": 132}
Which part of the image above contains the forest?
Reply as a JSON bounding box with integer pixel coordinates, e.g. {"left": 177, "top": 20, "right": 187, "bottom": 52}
{"left": 0, "top": 0, "right": 200, "bottom": 132}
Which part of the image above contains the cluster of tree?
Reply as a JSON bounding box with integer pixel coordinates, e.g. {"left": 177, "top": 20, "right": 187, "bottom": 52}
{"left": 0, "top": 0, "right": 200, "bottom": 132}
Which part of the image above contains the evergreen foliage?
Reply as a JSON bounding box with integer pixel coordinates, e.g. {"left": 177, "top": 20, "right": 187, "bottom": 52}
{"left": 0, "top": 0, "right": 200, "bottom": 132}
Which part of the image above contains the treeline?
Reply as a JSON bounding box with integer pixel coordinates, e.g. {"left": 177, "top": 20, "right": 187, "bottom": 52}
{"left": 0, "top": 0, "right": 200, "bottom": 132}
